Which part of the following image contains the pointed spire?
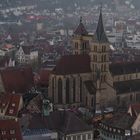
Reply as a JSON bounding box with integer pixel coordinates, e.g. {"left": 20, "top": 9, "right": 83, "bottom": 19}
{"left": 74, "top": 17, "right": 88, "bottom": 36}
{"left": 94, "top": 4, "right": 109, "bottom": 43}
{"left": 80, "top": 16, "right": 82, "bottom": 23}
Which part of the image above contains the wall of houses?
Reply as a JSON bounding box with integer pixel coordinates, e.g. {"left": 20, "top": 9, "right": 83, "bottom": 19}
{"left": 113, "top": 73, "right": 140, "bottom": 82}
{"left": 63, "top": 131, "right": 93, "bottom": 140}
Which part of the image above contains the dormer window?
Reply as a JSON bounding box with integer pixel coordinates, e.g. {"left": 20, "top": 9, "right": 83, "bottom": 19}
{"left": 9, "top": 109, "right": 14, "bottom": 114}
{"left": 1, "top": 130, "right": 6, "bottom": 135}
{"left": 10, "top": 129, "right": 15, "bottom": 135}
{"left": 12, "top": 103, "right": 15, "bottom": 107}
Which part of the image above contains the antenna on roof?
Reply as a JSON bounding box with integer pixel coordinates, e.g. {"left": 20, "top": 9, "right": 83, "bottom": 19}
{"left": 100, "top": 2, "right": 102, "bottom": 13}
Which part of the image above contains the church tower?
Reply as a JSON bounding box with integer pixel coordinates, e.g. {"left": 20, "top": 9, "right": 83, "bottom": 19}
{"left": 72, "top": 17, "right": 92, "bottom": 55}
{"left": 90, "top": 6, "right": 110, "bottom": 84}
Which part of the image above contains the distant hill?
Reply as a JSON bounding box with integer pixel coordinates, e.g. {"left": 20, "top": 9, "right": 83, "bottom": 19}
{"left": 0, "top": 0, "right": 139, "bottom": 10}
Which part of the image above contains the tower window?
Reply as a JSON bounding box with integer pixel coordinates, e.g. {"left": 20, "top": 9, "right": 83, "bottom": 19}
{"left": 102, "top": 46, "right": 106, "bottom": 52}
{"left": 75, "top": 42, "right": 78, "bottom": 49}
{"left": 94, "top": 46, "right": 97, "bottom": 52}
{"left": 58, "top": 78, "right": 63, "bottom": 104}
{"left": 104, "top": 55, "right": 107, "bottom": 61}
{"left": 66, "top": 78, "right": 70, "bottom": 104}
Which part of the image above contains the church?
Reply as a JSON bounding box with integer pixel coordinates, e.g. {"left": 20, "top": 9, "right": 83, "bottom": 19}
{"left": 48, "top": 8, "right": 140, "bottom": 110}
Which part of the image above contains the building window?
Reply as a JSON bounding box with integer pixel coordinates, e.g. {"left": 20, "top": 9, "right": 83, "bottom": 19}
{"left": 58, "top": 78, "right": 63, "bottom": 104}
{"left": 117, "top": 96, "right": 120, "bottom": 104}
{"left": 73, "top": 135, "right": 76, "bottom": 140}
{"left": 101, "top": 55, "right": 104, "bottom": 62}
{"left": 77, "top": 135, "right": 81, "bottom": 140}
{"left": 66, "top": 78, "right": 70, "bottom": 104}
{"left": 11, "top": 138, "right": 16, "bottom": 140}
{"left": 67, "top": 136, "right": 71, "bottom": 140}
{"left": 10, "top": 129, "right": 15, "bottom": 135}
{"left": 104, "top": 65, "right": 106, "bottom": 71}
{"left": 52, "top": 77, "right": 54, "bottom": 102}
{"left": 104, "top": 55, "right": 106, "bottom": 61}
{"left": 102, "top": 46, "right": 106, "bottom": 52}
{"left": 73, "top": 78, "right": 76, "bottom": 103}
{"left": 1, "top": 131, "right": 6, "bottom": 135}
{"left": 75, "top": 42, "right": 78, "bottom": 49}
{"left": 80, "top": 77, "right": 82, "bottom": 102}
{"left": 136, "top": 73, "right": 138, "bottom": 78}
{"left": 91, "top": 97, "right": 94, "bottom": 107}
{"left": 92, "top": 64, "right": 94, "bottom": 71}
{"left": 9, "top": 109, "right": 14, "bottom": 114}
{"left": 86, "top": 96, "right": 88, "bottom": 106}
{"left": 88, "top": 133, "right": 91, "bottom": 139}
{"left": 101, "top": 65, "right": 104, "bottom": 72}
{"left": 104, "top": 75, "right": 106, "bottom": 82}
{"left": 130, "top": 95, "right": 133, "bottom": 102}
{"left": 82, "top": 134, "right": 86, "bottom": 140}
{"left": 12, "top": 103, "right": 15, "bottom": 107}
{"left": 94, "top": 46, "right": 97, "bottom": 52}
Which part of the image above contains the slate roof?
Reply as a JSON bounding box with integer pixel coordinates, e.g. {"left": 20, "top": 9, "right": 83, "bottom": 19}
{"left": 53, "top": 55, "right": 91, "bottom": 75}
{"left": 0, "top": 66, "right": 34, "bottom": 93}
{"left": 102, "top": 113, "right": 135, "bottom": 130}
{"left": 110, "top": 61, "right": 140, "bottom": 76}
{"left": 113, "top": 80, "right": 140, "bottom": 94}
{"left": 94, "top": 8, "right": 109, "bottom": 43}
{"left": 28, "top": 111, "right": 92, "bottom": 134}
{"left": 74, "top": 18, "right": 88, "bottom": 35}
{"left": 84, "top": 80, "right": 96, "bottom": 95}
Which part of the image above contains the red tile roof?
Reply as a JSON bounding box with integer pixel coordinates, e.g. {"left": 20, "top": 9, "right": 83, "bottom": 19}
{"left": 53, "top": 55, "right": 91, "bottom": 75}
{"left": 0, "top": 66, "right": 34, "bottom": 93}
{"left": 0, "top": 93, "right": 22, "bottom": 117}
{"left": 0, "top": 119, "right": 23, "bottom": 140}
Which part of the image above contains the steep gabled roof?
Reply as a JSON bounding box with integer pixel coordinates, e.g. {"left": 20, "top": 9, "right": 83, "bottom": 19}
{"left": 74, "top": 17, "right": 88, "bottom": 36}
{"left": 94, "top": 7, "right": 109, "bottom": 43}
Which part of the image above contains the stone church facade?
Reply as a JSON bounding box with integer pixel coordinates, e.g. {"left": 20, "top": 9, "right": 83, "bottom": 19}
{"left": 48, "top": 9, "right": 140, "bottom": 110}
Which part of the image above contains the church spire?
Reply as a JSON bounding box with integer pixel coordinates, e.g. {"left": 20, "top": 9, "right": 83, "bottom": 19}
{"left": 74, "top": 17, "right": 88, "bottom": 36}
{"left": 95, "top": 4, "right": 109, "bottom": 43}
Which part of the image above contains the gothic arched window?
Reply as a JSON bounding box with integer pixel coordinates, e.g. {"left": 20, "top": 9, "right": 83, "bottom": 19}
{"left": 66, "top": 78, "right": 70, "bottom": 104}
{"left": 73, "top": 78, "right": 76, "bottom": 103}
{"left": 58, "top": 78, "right": 63, "bottom": 104}
{"left": 101, "top": 55, "right": 104, "bottom": 62}
{"left": 91, "top": 97, "right": 94, "bottom": 107}
{"left": 80, "top": 77, "right": 82, "bottom": 102}
{"left": 52, "top": 77, "right": 54, "bottom": 102}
